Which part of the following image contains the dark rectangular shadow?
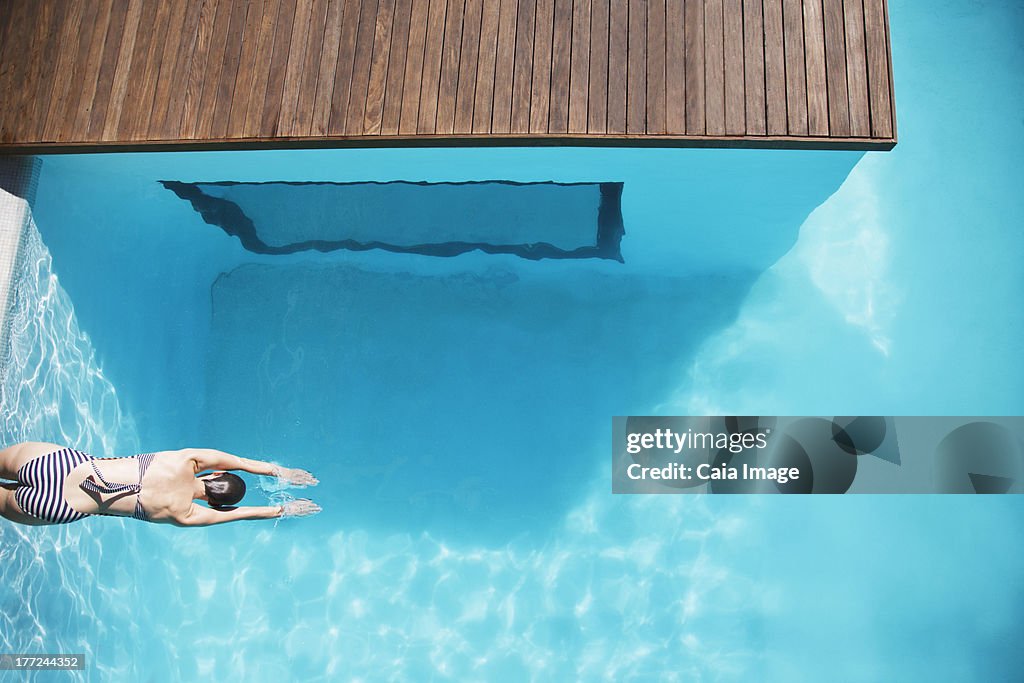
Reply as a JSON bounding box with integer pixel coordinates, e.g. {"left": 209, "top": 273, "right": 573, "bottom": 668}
{"left": 161, "top": 180, "right": 626, "bottom": 262}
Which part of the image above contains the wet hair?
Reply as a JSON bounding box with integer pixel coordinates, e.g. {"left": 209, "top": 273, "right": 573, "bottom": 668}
{"left": 204, "top": 472, "right": 246, "bottom": 508}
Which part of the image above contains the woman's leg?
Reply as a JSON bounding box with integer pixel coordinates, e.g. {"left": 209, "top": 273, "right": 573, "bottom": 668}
{"left": 0, "top": 444, "right": 22, "bottom": 480}
{"left": 0, "top": 442, "right": 65, "bottom": 481}
{"left": 0, "top": 484, "right": 50, "bottom": 525}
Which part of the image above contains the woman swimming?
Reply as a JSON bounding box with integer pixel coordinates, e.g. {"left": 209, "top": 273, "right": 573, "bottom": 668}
{"left": 0, "top": 441, "right": 320, "bottom": 526}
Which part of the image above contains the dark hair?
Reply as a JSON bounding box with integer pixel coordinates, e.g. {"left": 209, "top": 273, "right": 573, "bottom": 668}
{"left": 204, "top": 472, "right": 246, "bottom": 508}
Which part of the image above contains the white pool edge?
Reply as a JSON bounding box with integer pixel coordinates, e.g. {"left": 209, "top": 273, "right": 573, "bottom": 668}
{"left": 0, "top": 156, "right": 41, "bottom": 364}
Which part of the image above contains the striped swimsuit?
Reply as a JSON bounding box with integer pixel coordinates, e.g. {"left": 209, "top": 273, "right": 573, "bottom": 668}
{"left": 14, "top": 448, "right": 156, "bottom": 524}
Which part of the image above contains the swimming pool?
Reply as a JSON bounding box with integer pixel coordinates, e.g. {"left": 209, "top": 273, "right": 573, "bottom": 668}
{"left": 2, "top": 1, "right": 1023, "bottom": 680}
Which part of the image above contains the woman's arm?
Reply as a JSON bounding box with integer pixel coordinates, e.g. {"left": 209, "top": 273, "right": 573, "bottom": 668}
{"left": 175, "top": 499, "right": 321, "bottom": 526}
{"left": 184, "top": 448, "right": 318, "bottom": 485}
{"left": 186, "top": 448, "right": 277, "bottom": 475}
{"left": 175, "top": 503, "right": 281, "bottom": 526}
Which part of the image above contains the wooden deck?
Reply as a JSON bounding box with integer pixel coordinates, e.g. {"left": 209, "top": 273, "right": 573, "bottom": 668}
{"left": 0, "top": 0, "right": 895, "bottom": 152}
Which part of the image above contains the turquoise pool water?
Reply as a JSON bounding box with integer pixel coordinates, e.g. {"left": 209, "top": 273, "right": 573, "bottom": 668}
{"left": 2, "top": 1, "right": 1023, "bottom": 680}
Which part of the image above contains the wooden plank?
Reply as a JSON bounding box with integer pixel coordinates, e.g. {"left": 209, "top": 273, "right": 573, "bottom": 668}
{"left": 381, "top": 0, "right": 413, "bottom": 134}
{"left": 742, "top": 0, "right": 765, "bottom": 135}
{"left": 223, "top": 0, "right": 265, "bottom": 138}
{"left": 882, "top": 0, "right": 895, "bottom": 140}
{"left": 1, "top": 0, "right": 25, "bottom": 139}
{"left": 0, "top": 0, "right": 14, "bottom": 67}
{"left": 18, "top": 2, "right": 50, "bottom": 140}
{"left": 683, "top": 0, "right": 704, "bottom": 135}
{"left": 803, "top": 0, "right": 828, "bottom": 135}
{"left": 260, "top": 0, "right": 297, "bottom": 135}
{"left": 548, "top": 0, "right": 573, "bottom": 133}
{"left": 472, "top": 0, "right": 501, "bottom": 133}
{"left": 365, "top": 0, "right": 397, "bottom": 134}
{"left": 278, "top": 0, "right": 314, "bottom": 136}
{"left": 843, "top": 0, "right": 870, "bottom": 136}
{"left": 102, "top": 0, "right": 144, "bottom": 140}
{"left": 606, "top": 0, "right": 627, "bottom": 134}
{"left": 14, "top": 0, "right": 49, "bottom": 145}
{"left": 193, "top": 0, "right": 237, "bottom": 138}
{"left": 567, "top": 0, "right": 591, "bottom": 134}
{"left": 346, "top": 0, "right": 380, "bottom": 135}
{"left": 211, "top": 0, "right": 255, "bottom": 138}
{"left": 152, "top": 0, "right": 202, "bottom": 139}
{"left": 180, "top": 0, "right": 221, "bottom": 138}
{"left": 67, "top": 0, "right": 110, "bottom": 140}
{"left": 2, "top": 0, "right": 32, "bottom": 138}
{"left": 15, "top": 0, "right": 55, "bottom": 142}
{"left": 626, "top": 0, "right": 645, "bottom": 134}
{"left": 490, "top": 0, "right": 519, "bottom": 133}
{"left": 87, "top": 0, "right": 131, "bottom": 140}
{"left": 311, "top": 0, "right": 343, "bottom": 135}
{"left": 0, "top": 0, "right": 13, "bottom": 48}
{"left": 230, "top": 0, "right": 272, "bottom": 137}
{"left": 0, "top": 0, "right": 18, "bottom": 139}
{"left": 41, "top": 0, "right": 86, "bottom": 141}
{"left": 529, "top": 0, "right": 554, "bottom": 133}
{"left": 114, "top": 0, "right": 164, "bottom": 137}
{"left": 241, "top": 0, "right": 282, "bottom": 136}
{"left": 418, "top": 0, "right": 447, "bottom": 133}
{"left": 21, "top": 1, "right": 54, "bottom": 140}
{"left": 723, "top": 0, "right": 744, "bottom": 135}
{"left": 762, "top": 0, "right": 786, "bottom": 135}
{"left": 295, "top": 0, "right": 330, "bottom": 135}
{"left": 664, "top": 0, "right": 684, "bottom": 134}
{"left": 455, "top": 0, "right": 483, "bottom": 133}
{"left": 645, "top": 0, "right": 666, "bottom": 135}
{"left": 863, "top": 0, "right": 892, "bottom": 138}
{"left": 119, "top": 0, "right": 173, "bottom": 140}
{"left": 36, "top": 1, "right": 74, "bottom": 140}
{"left": 510, "top": 0, "right": 535, "bottom": 132}
{"left": 398, "top": 0, "right": 430, "bottom": 133}
{"left": 822, "top": 0, "right": 849, "bottom": 136}
{"left": 782, "top": 0, "right": 807, "bottom": 135}
{"left": 329, "top": 0, "right": 363, "bottom": 134}
{"left": 0, "top": 0, "right": 29, "bottom": 142}
{"left": 587, "top": 0, "right": 608, "bottom": 133}
{"left": 37, "top": 1, "right": 74, "bottom": 140}
{"left": 704, "top": 0, "right": 724, "bottom": 136}
{"left": 6, "top": 0, "right": 33, "bottom": 140}
{"left": 436, "top": 0, "right": 466, "bottom": 134}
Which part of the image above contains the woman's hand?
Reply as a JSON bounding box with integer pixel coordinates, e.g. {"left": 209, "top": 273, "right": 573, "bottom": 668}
{"left": 276, "top": 467, "right": 318, "bottom": 486}
{"left": 279, "top": 499, "right": 321, "bottom": 518}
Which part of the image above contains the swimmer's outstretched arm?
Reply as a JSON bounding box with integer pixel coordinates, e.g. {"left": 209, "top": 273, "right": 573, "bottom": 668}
{"left": 184, "top": 448, "right": 318, "bottom": 485}
{"left": 174, "top": 499, "right": 320, "bottom": 526}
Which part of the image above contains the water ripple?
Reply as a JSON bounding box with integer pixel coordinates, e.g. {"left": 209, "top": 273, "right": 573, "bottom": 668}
{"left": 1, "top": 218, "right": 141, "bottom": 682}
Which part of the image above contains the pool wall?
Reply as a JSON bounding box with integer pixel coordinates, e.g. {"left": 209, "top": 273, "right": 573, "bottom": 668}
{"left": 0, "top": 156, "right": 39, "bottom": 359}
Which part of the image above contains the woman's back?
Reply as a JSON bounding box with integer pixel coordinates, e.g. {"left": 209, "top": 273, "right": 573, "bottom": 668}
{"left": 62, "top": 450, "right": 194, "bottom": 522}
